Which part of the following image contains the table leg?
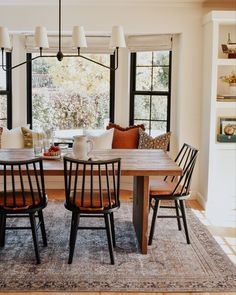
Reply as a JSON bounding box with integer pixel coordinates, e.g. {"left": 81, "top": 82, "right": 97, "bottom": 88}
{"left": 133, "top": 176, "right": 149, "bottom": 254}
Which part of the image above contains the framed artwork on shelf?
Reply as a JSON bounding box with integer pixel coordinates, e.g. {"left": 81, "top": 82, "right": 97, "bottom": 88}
{"left": 217, "top": 117, "right": 236, "bottom": 142}
{"left": 220, "top": 117, "right": 236, "bottom": 134}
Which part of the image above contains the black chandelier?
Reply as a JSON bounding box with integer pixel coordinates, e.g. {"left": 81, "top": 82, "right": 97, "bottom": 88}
{"left": 0, "top": 0, "right": 126, "bottom": 71}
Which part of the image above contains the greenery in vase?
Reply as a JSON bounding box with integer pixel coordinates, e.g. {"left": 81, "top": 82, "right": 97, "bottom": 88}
{"left": 220, "top": 72, "right": 236, "bottom": 85}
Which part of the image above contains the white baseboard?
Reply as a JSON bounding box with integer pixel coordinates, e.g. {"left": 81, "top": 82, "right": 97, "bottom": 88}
{"left": 195, "top": 192, "right": 206, "bottom": 210}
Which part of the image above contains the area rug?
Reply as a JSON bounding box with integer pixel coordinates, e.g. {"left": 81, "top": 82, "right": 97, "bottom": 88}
{"left": 0, "top": 200, "right": 235, "bottom": 292}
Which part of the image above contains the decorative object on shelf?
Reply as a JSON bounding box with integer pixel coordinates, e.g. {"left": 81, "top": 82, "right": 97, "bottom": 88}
{"left": 219, "top": 72, "right": 236, "bottom": 96}
{"left": 221, "top": 33, "right": 236, "bottom": 58}
{"left": 220, "top": 72, "right": 236, "bottom": 85}
{"left": 0, "top": 0, "right": 126, "bottom": 71}
{"left": 217, "top": 134, "right": 236, "bottom": 142}
{"left": 220, "top": 117, "right": 236, "bottom": 134}
{"left": 224, "top": 124, "right": 235, "bottom": 135}
{"left": 217, "top": 117, "right": 236, "bottom": 142}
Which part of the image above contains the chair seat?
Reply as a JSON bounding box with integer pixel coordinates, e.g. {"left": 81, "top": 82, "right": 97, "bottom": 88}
{"left": 150, "top": 179, "right": 182, "bottom": 196}
{"left": 0, "top": 191, "right": 42, "bottom": 210}
{"left": 70, "top": 191, "right": 116, "bottom": 210}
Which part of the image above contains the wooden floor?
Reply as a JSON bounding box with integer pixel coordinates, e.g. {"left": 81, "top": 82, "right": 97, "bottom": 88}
{"left": 1, "top": 189, "right": 235, "bottom": 295}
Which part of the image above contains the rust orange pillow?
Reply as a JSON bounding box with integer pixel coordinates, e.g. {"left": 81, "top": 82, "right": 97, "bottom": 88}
{"left": 106, "top": 123, "right": 145, "bottom": 149}
{"left": 106, "top": 122, "right": 145, "bottom": 132}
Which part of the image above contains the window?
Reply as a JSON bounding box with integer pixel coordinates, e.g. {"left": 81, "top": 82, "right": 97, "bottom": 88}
{"left": 27, "top": 53, "right": 115, "bottom": 131}
{"left": 0, "top": 53, "right": 12, "bottom": 129}
{"left": 130, "top": 51, "right": 171, "bottom": 136}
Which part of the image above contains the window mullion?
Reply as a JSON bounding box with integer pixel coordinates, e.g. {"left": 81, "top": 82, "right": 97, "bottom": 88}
{"left": 130, "top": 50, "right": 171, "bottom": 136}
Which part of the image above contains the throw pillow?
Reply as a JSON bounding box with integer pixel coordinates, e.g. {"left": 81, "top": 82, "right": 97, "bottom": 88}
{"left": 1, "top": 126, "right": 28, "bottom": 149}
{"left": 84, "top": 129, "right": 114, "bottom": 149}
{"left": 138, "top": 128, "right": 171, "bottom": 151}
{"left": 21, "top": 127, "right": 45, "bottom": 148}
{"left": 106, "top": 123, "right": 145, "bottom": 149}
{"left": 106, "top": 122, "right": 145, "bottom": 131}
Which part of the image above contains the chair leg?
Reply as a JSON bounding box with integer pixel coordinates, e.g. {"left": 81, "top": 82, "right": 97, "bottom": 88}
{"left": 179, "top": 200, "right": 190, "bottom": 244}
{"left": 175, "top": 200, "right": 182, "bottom": 231}
{"left": 148, "top": 199, "right": 160, "bottom": 246}
{"left": 104, "top": 213, "right": 115, "bottom": 265}
{"left": 38, "top": 210, "right": 47, "bottom": 247}
{"left": 68, "top": 211, "right": 79, "bottom": 264}
{"left": 29, "top": 213, "right": 41, "bottom": 264}
{"left": 0, "top": 214, "right": 6, "bottom": 247}
{"left": 110, "top": 212, "right": 116, "bottom": 248}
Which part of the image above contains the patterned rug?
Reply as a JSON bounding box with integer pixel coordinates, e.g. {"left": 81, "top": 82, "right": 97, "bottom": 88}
{"left": 0, "top": 200, "right": 235, "bottom": 292}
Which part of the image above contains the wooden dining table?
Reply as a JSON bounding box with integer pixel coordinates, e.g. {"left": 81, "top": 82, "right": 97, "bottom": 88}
{"left": 0, "top": 148, "right": 182, "bottom": 254}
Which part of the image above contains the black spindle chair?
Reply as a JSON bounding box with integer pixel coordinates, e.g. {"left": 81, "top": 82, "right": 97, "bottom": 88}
{"left": 148, "top": 143, "right": 199, "bottom": 246}
{"left": 64, "top": 156, "right": 121, "bottom": 265}
{"left": 0, "top": 158, "right": 48, "bottom": 264}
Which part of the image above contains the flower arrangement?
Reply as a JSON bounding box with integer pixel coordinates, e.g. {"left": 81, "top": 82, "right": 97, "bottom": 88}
{"left": 220, "top": 72, "right": 236, "bottom": 85}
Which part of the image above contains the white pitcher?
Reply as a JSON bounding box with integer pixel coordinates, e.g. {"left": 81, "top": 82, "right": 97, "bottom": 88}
{"left": 72, "top": 135, "right": 93, "bottom": 160}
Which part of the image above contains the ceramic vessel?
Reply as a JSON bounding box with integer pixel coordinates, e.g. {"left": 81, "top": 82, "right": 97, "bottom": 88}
{"left": 73, "top": 135, "right": 93, "bottom": 160}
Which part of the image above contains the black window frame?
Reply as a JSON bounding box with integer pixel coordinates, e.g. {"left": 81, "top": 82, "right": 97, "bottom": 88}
{"left": 0, "top": 53, "right": 12, "bottom": 129}
{"left": 129, "top": 51, "right": 172, "bottom": 135}
{"left": 26, "top": 53, "right": 115, "bottom": 129}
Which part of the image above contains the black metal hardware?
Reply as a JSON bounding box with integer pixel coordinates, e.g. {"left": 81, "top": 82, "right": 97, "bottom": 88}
{"left": 1, "top": 0, "right": 120, "bottom": 72}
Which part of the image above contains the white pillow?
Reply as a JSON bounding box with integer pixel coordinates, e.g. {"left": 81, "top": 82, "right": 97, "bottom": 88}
{"left": 1, "top": 126, "right": 29, "bottom": 148}
{"left": 84, "top": 129, "right": 114, "bottom": 149}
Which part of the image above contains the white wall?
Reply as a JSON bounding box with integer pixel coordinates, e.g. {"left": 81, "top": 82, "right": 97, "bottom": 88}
{"left": 0, "top": 3, "right": 204, "bottom": 197}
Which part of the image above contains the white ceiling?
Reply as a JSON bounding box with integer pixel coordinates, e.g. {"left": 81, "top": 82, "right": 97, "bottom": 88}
{"left": 0, "top": 0, "right": 208, "bottom": 6}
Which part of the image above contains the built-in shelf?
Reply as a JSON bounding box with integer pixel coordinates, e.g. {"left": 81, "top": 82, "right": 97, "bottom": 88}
{"left": 202, "top": 11, "right": 236, "bottom": 215}
{"left": 217, "top": 58, "right": 236, "bottom": 66}
{"left": 216, "top": 101, "right": 236, "bottom": 108}
{"left": 215, "top": 142, "right": 236, "bottom": 150}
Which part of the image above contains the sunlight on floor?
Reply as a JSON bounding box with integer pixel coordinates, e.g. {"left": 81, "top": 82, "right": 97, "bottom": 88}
{"left": 191, "top": 205, "right": 236, "bottom": 264}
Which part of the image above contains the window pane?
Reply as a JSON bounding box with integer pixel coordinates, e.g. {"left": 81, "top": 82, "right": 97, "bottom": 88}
{"left": 151, "top": 96, "right": 167, "bottom": 120}
{"left": 153, "top": 51, "right": 169, "bottom": 66}
{"left": 153, "top": 66, "right": 169, "bottom": 91}
{"left": 136, "top": 52, "right": 152, "bottom": 66}
{"left": 136, "top": 67, "right": 152, "bottom": 91}
{"left": 150, "top": 121, "right": 167, "bottom": 136}
{"left": 0, "top": 71, "right": 6, "bottom": 91}
{"left": 0, "top": 95, "right": 7, "bottom": 127}
{"left": 32, "top": 54, "right": 110, "bottom": 130}
{"left": 134, "top": 95, "right": 150, "bottom": 120}
{"left": 131, "top": 51, "right": 171, "bottom": 137}
{"left": 134, "top": 119, "right": 150, "bottom": 131}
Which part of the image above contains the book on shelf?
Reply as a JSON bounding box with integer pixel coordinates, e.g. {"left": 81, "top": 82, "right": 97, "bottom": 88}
{"left": 217, "top": 94, "right": 236, "bottom": 102}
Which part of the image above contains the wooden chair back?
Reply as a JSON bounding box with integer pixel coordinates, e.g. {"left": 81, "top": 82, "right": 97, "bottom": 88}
{"left": 64, "top": 156, "right": 121, "bottom": 212}
{"left": 165, "top": 143, "right": 199, "bottom": 197}
{"left": 0, "top": 158, "right": 46, "bottom": 212}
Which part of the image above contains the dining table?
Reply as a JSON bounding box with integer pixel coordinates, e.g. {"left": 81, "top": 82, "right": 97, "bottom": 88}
{"left": 0, "top": 148, "right": 182, "bottom": 254}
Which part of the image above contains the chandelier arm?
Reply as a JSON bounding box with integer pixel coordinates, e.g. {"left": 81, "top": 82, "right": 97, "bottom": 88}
{"left": 0, "top": 51, "right": 42, "bottom": 72}
{"left": 64, "top": 47, "right": 119, "bottom": 71}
